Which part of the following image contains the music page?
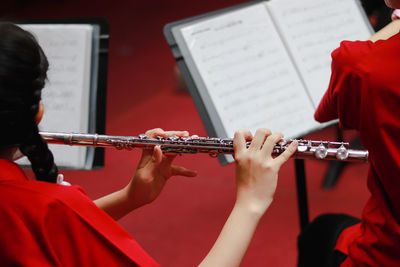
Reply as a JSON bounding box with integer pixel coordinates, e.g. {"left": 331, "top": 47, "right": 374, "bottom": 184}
{"left": 19, "top": 25, "right": 93, "bottom": 168}
{"left": 176, "top": 3, "right": 318, "bottom": 139}
{"left": 268, "top": 0, "right": 372, "bottom": 107}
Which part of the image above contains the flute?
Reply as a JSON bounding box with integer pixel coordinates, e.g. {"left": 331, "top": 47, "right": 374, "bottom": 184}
{"left": 39, "top": 131, "right": 369, "bottom": 163}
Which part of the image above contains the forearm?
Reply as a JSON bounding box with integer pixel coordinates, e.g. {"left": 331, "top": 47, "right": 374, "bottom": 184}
{"left": 199, "top": 201, "right": 268, "bottom": 267}
{"left": 369, "top": 19, "right": 400, "bottom": 42}
{"left": 94, "top": 187, "right": 133, "bottom": 221}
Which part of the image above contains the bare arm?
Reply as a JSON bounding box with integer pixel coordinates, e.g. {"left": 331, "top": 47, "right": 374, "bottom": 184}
{"left": 94, "top": 129, "right": 197, "bottom": 220}
{"left": 198, "top": 202, "right": 265, "bottom": 267}
{"left": 94, "top": 127, "right": 297, "bottom": 266}
{"left": 369, "top": 19, "right": 400, "bottom": 42}
{"left": 199, "top": 129, "right": 298, "bottom": 267}
{"left": 94, "top": 187, "right": 133, "bottom": 221}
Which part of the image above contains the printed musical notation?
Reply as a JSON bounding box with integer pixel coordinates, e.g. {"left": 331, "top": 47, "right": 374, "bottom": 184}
{"left": 22, "top": 25, "right": 93, "bottom": 133}
{"left": 180, "top": 3, "right": 318, "bottom": 138}
{"left": 20, "top": 24, "right": 94, "bottom": 168}
{"left": 169, "top": 0, "right": 372, "bottom": 163}
{"left": 268, "top": 0, "right": 372, "bottom": 106}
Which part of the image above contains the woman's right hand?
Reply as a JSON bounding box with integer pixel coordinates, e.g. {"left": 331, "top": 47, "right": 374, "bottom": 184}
{"left": 233, "top": 128, "right": 298, "bottom": 216}
{"left": 199, "top": 129, "right": 298, "bottom": 267}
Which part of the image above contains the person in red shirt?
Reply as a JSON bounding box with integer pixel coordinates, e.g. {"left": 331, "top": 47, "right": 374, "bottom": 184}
{"left": 0, "top": 22, "right": 298, "bottom": 266}
{"left": 299, "top": 1, "right": 400, "bottom": 266}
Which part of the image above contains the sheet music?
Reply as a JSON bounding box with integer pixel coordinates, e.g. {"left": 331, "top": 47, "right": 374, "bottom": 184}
{"left": 19, "top": 25, "right": 93, "bottom": 168}
{"left": 268, "top": 0, "right": 372, "bottom": 107}
{"left": 177, "top": 3, "right": 318, "bottom": 139}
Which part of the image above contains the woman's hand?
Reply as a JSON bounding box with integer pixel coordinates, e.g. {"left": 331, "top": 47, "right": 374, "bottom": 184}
{"left": 233, "top": 128, "right": 298, "bottom": 216}
{"left": 126, "top": 128, "right": 197, "bottom": 209}
{"left": 199, "top": 129, "right": 297, "bottom": 267}
{"left": 94, "top": 128, "right": 197, "bottom": 220}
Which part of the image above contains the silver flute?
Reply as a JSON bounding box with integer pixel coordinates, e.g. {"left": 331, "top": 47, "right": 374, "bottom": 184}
{"left": 39, "top": 131, "right": 369, "bottom": 162}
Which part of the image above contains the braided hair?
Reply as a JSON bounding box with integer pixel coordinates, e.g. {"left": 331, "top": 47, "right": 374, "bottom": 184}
{"left": 0, "top": 22, "right": 58, "bottom": 183}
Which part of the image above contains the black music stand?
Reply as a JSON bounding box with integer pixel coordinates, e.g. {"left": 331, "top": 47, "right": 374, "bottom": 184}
{"left": 295, "top": 159, "right": 310, "bottom": 231}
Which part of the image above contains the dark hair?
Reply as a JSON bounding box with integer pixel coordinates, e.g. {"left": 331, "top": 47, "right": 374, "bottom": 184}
{"left": 0, "top": 22, "right": 58, "bottom": 183}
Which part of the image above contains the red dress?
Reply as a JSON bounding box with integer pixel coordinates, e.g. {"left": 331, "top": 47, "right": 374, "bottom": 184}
{"left": 0, "top": 159, "right": 159, "bottom": 267}
{"left": 315, "top": 33, "right": 400, "bottom": 266}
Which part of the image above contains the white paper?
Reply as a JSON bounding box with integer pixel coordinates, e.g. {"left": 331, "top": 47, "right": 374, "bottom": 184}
{"left": 18, "top": 24, "right": 93, "bottom": 168}
{"left": 268, "top": 0, "right": 372, "bottom": 106}
{"left": 179, "top": 3, "right": 317, "bottom": 139}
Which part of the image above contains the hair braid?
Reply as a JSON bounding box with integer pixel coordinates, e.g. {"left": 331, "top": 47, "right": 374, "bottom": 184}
{"left": 0, "top": 22, "right": 58, "bottom": 183}
{"left": 19, "top": 122, "right": 58, "bottom": 183}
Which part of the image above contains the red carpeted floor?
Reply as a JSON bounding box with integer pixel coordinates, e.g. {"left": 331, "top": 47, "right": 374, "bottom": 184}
{"left": 4, "top": 0, "right": 370, "bottom": 266}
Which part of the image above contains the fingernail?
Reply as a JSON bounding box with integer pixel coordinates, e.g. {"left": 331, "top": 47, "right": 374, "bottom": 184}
{"left": 153, "top": 145, "right": 160, "bottom": 153}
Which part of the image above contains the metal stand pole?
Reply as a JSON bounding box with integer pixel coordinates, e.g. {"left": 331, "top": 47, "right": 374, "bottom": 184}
{"left": 295, "top": 158, "right": 309, "bottom": 231}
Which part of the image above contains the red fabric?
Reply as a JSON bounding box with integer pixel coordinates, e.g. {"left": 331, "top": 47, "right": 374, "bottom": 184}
{"left": 0, "top": 159, "right": 159, "bottom": 267}
{"left": 334, "top": 223, "right": 361, "bottom": 255}
{"left": 315, "top": 33, "right": 400, "bottom": 266}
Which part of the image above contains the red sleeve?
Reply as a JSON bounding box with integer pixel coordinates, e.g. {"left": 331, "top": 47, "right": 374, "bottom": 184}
{"left": 315, "top": 36, "right": 400, "bottom": 266}
{"left": 314, "top": 40, "right": 373, "bottom": 130}
{"left": 0, "top": 181, "right": 159, "bottom": 267}
{"left": 43, "top": 185, "right": 160, "bottom": 267}
{"left": 316, "top": 39, "right": 400, "bottom": 214}
{"left": 44, "top": 198, "right": 145, "bottom": 267}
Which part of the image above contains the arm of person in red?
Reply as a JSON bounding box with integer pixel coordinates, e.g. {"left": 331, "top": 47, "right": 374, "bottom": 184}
{"left": 315, "top": 18, "right": 400, "bottom": 128}
{"left": 199, "top": 129, "right": 297, "bottom": 267}
{"left": 314, "top": 16, "right": 400, "bottom": 265}
{"left": 94, "top": 128, "right": 197, "bottom": 220}
{"left": 95, "top": 127, "right": 298, "bottom": 267}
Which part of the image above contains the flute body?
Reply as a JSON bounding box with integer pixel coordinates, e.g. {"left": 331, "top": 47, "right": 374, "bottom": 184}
{"left": 39, "top": 131, "right": 369, "bottom": 163}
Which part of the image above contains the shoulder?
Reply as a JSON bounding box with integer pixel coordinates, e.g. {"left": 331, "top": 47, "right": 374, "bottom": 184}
{"left": 333, "top": 40, "right": 373, "bottom": 58}
{"left": 31, "top": 182, "right": 97, "bottom": 215}
{"left": 332, "top": 34, "right": 400, "bottom": 73}
{"left": 331, "top": 40, "right": 373, "bottom": 73}
{"left": 0, "top": 178, "right": 93, "bottom": 213}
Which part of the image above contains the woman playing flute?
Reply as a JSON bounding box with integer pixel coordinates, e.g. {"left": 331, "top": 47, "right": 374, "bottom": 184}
{"left": 0, "top": 22, "right": 297, "bottom": 266}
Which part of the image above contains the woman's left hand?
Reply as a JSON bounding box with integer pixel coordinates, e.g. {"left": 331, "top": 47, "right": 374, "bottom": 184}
{"left": 126, "top": 128, "right": 197, "bottom": 209}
